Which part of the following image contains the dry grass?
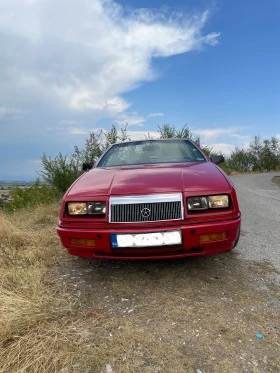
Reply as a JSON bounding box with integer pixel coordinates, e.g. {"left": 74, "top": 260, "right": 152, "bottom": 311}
{"left": 0, "top": 204, "right": 280, "bottom": 372}
{"left": 0, "top": 203, "right": 81, "bottom": 372}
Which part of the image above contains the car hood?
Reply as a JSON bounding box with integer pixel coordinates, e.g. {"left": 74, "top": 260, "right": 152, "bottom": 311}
{"left": 66, "top": 162, "right": 232, "bottom": 199}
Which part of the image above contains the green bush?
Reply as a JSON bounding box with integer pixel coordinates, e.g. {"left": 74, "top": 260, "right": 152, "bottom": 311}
{"left": 38, "top": 125, "right": 130, "bottom": 194}
{"left": 218, "top": 161, "right": 233, "bottom": 175}
{"left": 39, "top": 152, "right": 80, "bottom": 194}
{"left": 3, "top": 180, "right": 59, "bottom": 212}
{"left": 226, "top": 136, "right": 280, "bottom": 172}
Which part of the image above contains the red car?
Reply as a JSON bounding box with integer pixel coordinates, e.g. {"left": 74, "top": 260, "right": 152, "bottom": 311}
{"left": 57, "top": 139, "right": 241, "bottom": 260}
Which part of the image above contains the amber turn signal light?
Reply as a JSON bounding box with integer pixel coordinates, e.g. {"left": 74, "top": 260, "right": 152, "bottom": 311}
{"left": 200, "top": 232, "right": 227, "bottom": 243}
{"left": 69, "top": 238, "right": 96, "bottom": 247}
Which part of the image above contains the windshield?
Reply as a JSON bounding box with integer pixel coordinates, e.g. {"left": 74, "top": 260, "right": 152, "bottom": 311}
{"left": 96, "top": 140, "right": 207, "bottom": 167}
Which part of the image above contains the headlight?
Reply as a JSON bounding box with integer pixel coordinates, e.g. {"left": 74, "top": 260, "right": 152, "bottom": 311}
{"left": 208, "top": 195, "right": 229, "bottom": 208}
{"left": 187, "top": 197, "right": 208, "bottom": 210}
{"left": 68, "top": 202, "right": 106, "bottom": 215}
{"left": 187, "top": 195, "right": 229, "bottom": 211}
{"left": 87, "top": 202, "right": 106, "bottom": 215}
{"left": 68, "top": 202, "right": 87, "bottom": 215}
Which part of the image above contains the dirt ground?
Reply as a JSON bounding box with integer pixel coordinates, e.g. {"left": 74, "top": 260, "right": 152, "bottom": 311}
{"left": 46, "top": 247, "right": 280, "bottom": 373}
{"left": 1, "top": 198, "right": 279, "bottom": 373}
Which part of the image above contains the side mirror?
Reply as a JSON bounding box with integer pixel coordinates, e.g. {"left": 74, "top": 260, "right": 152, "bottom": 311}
{"left": 82, "top": 163, "right": 94, "bottom": 171}
{"left": 210, "top": 155, "right": 225, "bottom": 165}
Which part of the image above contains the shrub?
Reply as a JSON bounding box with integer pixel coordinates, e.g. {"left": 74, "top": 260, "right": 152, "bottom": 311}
{"left": 3, "top": 180, "right": 59, "bottom": 212}
{"left": 39, "top": 125, "right": 130, "bottom": 194}
{"left": 226, "top": 136, "right": 280, "bottom": 172}
{"left": 39, "top": 153, "right": 81, "bottom": 195}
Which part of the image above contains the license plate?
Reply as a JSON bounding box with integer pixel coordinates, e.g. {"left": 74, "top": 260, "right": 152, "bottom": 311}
{"left": 111, "top": 230, "right": 182, "bottom": 248}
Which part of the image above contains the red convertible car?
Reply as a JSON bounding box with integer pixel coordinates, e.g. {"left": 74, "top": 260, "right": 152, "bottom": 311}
{"left": 57, "top": 139, "right": 241, "bottom": 260}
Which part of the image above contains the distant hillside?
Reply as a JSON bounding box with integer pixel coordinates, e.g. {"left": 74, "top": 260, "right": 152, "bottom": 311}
{"left": 0, "top": 180, "right": 33, "bottom": 186}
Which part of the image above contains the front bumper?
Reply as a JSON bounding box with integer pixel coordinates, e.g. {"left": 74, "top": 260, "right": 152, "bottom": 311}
{"left": 57, "top": 217, "right": 241, "bottom": 260}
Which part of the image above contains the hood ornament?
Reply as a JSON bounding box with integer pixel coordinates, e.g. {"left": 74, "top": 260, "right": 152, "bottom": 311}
{"left": 141, "top": 207, "right": 151, "bottom": 218}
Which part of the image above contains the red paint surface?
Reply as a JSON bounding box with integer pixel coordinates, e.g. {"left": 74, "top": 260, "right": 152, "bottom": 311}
{"left": 66, "top": 162, "right": 231, "bottom": 198}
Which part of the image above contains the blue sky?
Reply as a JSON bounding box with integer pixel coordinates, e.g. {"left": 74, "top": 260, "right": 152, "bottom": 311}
{"left": 0, "top": 0, "right": 279, "bottom": 180}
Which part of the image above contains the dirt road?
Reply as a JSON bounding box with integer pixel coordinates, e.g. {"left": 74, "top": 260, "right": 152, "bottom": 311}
{"left": 231, "top": 172, "right": 280, "bottom": 271}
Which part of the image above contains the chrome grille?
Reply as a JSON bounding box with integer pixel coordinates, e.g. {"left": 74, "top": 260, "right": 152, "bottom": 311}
{"left": 109, "top": 194, "right": 183, "bottom": 223}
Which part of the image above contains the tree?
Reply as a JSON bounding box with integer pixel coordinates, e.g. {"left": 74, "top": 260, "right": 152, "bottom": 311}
{"left": 227, "top": 147, "right": 253, "bottom": 172}
{"left": 39, "top": 124, "right": 130, "bottom": 194}
{"left": 226, "top": 136, "right": 280, "bottom": 172}
{"left": 72, "top": 131, "right": 103, "bottom": 169}
{"left": 39, "top": 153, "right": 80, "bottom": 193}
{"left": 158, "top": 124, "right": 212, "bottom": 156}
{"left": 158, "top": 123, "right": 198, "bottom": 140}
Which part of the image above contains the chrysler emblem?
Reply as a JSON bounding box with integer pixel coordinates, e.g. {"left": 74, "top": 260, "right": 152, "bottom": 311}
{"left": 141, "top": 207, "right": 151, "bottom": 218}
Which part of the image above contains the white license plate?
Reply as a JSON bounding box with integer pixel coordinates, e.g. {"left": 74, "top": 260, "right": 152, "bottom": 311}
{"left": 111, "top": 230, "right": 182, "bottom": 248}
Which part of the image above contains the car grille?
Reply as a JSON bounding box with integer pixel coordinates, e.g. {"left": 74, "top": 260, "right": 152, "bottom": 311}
{"left": 109, "top": 194, "right": 183, "bottom": 223}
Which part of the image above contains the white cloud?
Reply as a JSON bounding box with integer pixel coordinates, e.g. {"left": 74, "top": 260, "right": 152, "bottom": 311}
{"left": 193, "top": 127, "right": 235, "bottom": 140}
{"left": 28, "top": 159, "right": 41, "bottom": 165}
{"left": 0, "top": 106, "right": 25, "bottom": 120}
{"left": 209, "top": 143, "right": 236, "bottom": 156}
{"left": 148, "top": 112, "right": 164, "bottom": 117}
{"left": 127, "top": 130, "right": 160, "bottom": 140}
{"left": 115, "top": 113, "right": 145, "bottom": 127}
{"left": 0, "top": 0, "right": 219, "bottom": 118}
{"left": 58, "top": 120, "right": 82, "bottom": 127}
{"left": 193, "top": 127, "right": 250, "bottom": 142}
{"left": 69, "top": 94, "right": 130, "bottom": 114}
{"left": 68, "top": 127, "right": 88, "bottom": 135}
{"left": 192, "top": 126, "right": 253, "bottom": 155}
{"left": 115, "top": 111, "right": 166, "bottom": 127}
{"left": 0, "top": 1, "right": 221, "bottom": 178}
